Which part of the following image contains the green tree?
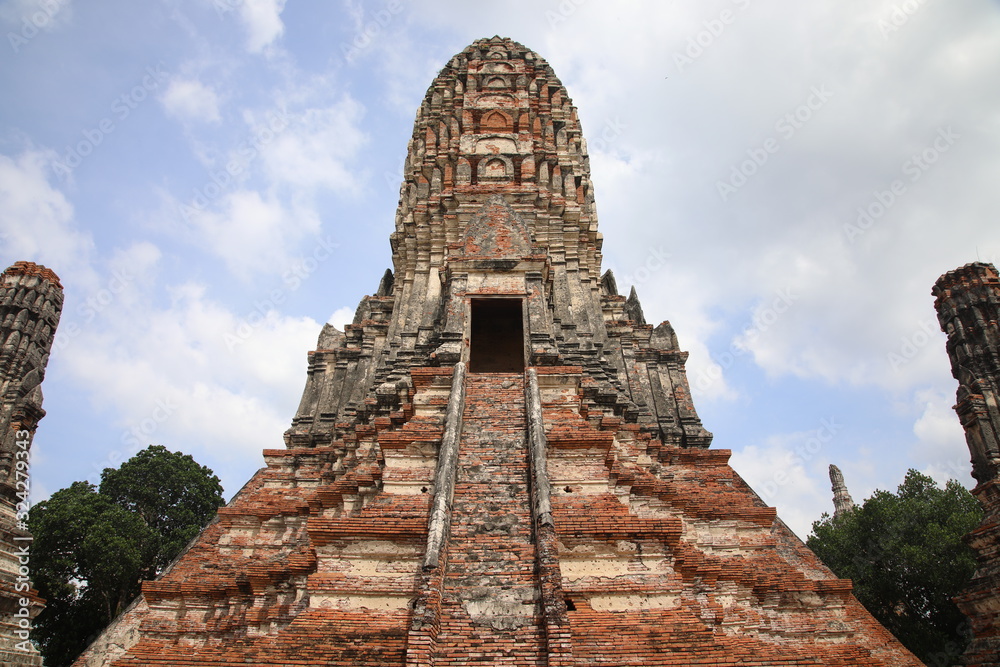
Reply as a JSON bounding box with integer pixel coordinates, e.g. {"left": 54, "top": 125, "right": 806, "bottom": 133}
{"left": 100, "top": 445, "right": 225, "bottom": 575}
{"left": 807, "top": 469, "right": 982, "bottom": 664}
{"left": 29, "top": 446, "right": 224, "bottom": 667}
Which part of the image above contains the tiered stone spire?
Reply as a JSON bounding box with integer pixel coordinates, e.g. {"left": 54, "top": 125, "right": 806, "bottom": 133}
{"left": 0, "top": 261, "right": 62, "bottom": 667}
{"left": 284, "top": 36, "right": 711, "bottom": 451}
{"left": 76, "top": 38, "right": 922, "bottom": 666}
{"left": 829, "top": 464, "right": 856, "bottom": 519}
{"left": 933, "top": 261, "right": 1000, "bottom": 666}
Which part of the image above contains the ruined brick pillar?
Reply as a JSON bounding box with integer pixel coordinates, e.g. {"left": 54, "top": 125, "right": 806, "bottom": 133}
{"left": 933, "top": 261, "right": 1000, "bottom": 666}
{"left": 0, "top": 261, "right": 63, "bottom": 667}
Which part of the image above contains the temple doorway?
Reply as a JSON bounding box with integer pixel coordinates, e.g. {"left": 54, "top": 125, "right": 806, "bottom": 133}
{"left": 469, "top": 298, "right": 525, "bottom": 373}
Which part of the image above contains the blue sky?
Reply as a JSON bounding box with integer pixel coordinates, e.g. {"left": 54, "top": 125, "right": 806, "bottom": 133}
{"left": 3, "top": 0, "right": 999, "bottom": 539}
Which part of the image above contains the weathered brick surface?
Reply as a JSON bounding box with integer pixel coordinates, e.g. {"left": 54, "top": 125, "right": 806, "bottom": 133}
{"left": 76, "top": 37, "right": 924, "bottom": 667}
{"left": 537, "top": 366, "right": 918, "bottom": 666}
{"left": 428, "top": 373, "right": 546, "bottom": 665}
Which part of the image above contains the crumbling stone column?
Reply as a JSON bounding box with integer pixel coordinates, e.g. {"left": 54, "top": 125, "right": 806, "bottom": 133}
{"left": 0, "top": 261, "right": 63, "bottom": 667}
{"left": 933, "top": 261, "right": 1000, "bottom": 666}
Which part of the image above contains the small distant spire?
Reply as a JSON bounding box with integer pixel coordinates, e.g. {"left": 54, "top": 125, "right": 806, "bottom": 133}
{"left": 829, "top": 464, "right": 856, "bottom": 519}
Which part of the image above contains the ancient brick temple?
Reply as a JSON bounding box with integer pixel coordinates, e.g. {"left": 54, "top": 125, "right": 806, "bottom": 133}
{"left": 0, "top": 261, "right": 62, "bottom": 667}
{"left": 934, "top": 262, "right": 1000, "bottom": 667}
{"left": 77, "top": 37, "right": 922, "bottom": 666}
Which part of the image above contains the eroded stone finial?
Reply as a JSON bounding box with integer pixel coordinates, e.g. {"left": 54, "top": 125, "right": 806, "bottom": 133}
{"left": 829, "top": 464, "right": 855, "bottom": 519}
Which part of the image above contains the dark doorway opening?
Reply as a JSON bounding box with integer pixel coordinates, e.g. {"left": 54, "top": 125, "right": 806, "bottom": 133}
{"left": 470, "top": 298, "right": 525, "bottom": 373}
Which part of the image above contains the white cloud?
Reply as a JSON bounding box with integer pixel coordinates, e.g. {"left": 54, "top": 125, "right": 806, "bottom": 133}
{"left": 238, "top": 0, "right": 287, "bottom": 53}
{"left": 0, "top": 0, "right": 72, "bottom": 29}
{"left": 0, "top": 147, "right": 94, "bottom": 286}
{"left": 686, "top": 342, "right": 739, "bottom": 403}
{"left": 155, "top": 81, "right": 367, "bottom": 283}
{"left": 504, "top": 0, "right": 1000, "bottom": 401}
{"left": 59, "top": 278, "right": 319, "bottom": 491}
{"left": 729, "top": 421, "right": 845, "bottom": 539}
{"left": 178, "top": 189, "right": 321, "bottom": 280}
{"left": 328, "top": 306, "right": 354, "bottom": 329}
{"left": 73, "top": 240, "right": 162, "bottom": 324}
{"left": 260, "top": 98, "right": 368, "bottom": 193}
{"left": 911, "top": 387, "right": 973, "bottom": 487}
{"left": 725, "top": 229, "right": 962, "bottom": 393}
{"left": 161, "top": 78, "right": 222, "bottom": 123}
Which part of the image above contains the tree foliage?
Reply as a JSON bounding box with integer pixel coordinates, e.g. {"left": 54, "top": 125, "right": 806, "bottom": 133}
{"left": 100, "top": 445, "right": 225, "bottom": 575}
{"left": 29, "top": 445, "right": 224, "bottom": 667}
{"left": 807, "top": 469, "right": 982, "bottom": 664}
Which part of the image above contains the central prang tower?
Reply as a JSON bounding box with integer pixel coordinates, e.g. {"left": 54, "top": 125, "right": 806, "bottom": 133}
{"left": 76, "top": 37, "right": 921, "bottom": 667}
{"left": 283, "top": 34, "right": 712, "bottom": 451}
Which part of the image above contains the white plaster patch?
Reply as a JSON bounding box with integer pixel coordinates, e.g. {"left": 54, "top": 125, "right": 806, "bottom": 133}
{"left": 474, "top": 137, "right": 518, "bottom": 154}
{"left": 552, "top": 479, "right": 611, "bottom": 495}
{"left": 463, "top": 590, "right": 534, "bottom": 630}
{"left": 382, "top": 454, "right": 436, "bottom": 470}
{"left": 310, "top": 594, "right": 409, "bottom": 611}
{"left": 465, "top": 272, "right": 525, "bottom": 294}
{"left": 589, "top": 593, "right": 679, "bottom": 612}
{"left": 381, "top": 481, "right": 433, "bottom": 495}
{"left": 316, "top": 539, "right": 422, "bottom": 563}
{"left": 559, "top": 557, "right": 632, "bottom": 580}
{"left": 412, "top": 386, "right": 450, "bottom": 416}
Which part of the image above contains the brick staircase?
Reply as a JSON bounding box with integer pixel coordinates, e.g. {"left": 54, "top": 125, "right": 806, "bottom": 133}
{"left": 429, "top": 372, "right": 546, "bottom": 665}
